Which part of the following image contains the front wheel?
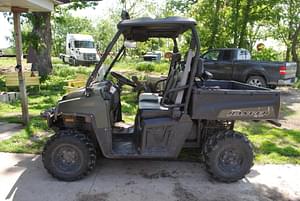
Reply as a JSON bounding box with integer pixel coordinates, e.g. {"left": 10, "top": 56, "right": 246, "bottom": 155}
{"left": 70, "top": 58, "right": 78, "bottom": 66}
{"left": 42, "top": 130, "right": 97, "bottom": 181}
{"left": 247, "top": 76, "right": 266, "bottom": 88}
{"left": 204, "top": 130, "right": 254, "bottom": 182}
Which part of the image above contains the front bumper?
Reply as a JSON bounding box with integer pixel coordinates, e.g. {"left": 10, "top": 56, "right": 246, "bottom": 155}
{"left": 278, "top": 77, "right": 298, "bottom": 86}
{"left": 77, "top": 59, "right": 99, "bottom": 66}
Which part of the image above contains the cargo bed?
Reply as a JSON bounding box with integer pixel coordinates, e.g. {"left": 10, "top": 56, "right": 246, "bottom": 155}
{"left": 191, "top": 80, "right": 280, "bottom": 120}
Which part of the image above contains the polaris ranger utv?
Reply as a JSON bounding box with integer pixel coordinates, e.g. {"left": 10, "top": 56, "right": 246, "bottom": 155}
{"left": 42, "top": 16, "right": 280, "bottom": 182}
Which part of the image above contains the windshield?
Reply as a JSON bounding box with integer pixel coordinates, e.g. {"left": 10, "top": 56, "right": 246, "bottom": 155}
{"left": 95, "top": 64, "right": 109, "bottom": 82}
{"left": 74, "top": 41, "right": 95, "bottom": 48}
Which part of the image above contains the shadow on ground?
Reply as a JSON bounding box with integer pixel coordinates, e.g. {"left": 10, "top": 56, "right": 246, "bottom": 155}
{"left": 2, "top": 154, "right": 300, "bottom": 201}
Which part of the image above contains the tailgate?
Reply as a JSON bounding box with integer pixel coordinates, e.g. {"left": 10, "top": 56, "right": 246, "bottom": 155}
{"left": 281, "top": 62, "right": 297, "bottom": 79}
{"left": 191, "top": 81, "right": 280, "bottom": 121}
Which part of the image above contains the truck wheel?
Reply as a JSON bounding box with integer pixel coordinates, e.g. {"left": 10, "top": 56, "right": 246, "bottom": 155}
{"left": 42, "top": 130, "right": 97, "bottom": 181}
{"left": 204, "top": 130, "right": 253, "bottom": 182}
{"left": 71, "top": 58, "right": 78, "bottom": 66}
{"left": 247, "top": 76, "right": 266, "bottom": 87}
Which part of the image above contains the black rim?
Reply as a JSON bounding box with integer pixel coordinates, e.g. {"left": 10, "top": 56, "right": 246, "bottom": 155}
{"left": 52, "top": 144, "right": 83, "bottom": 174}
{"left": 218, "top": 148, "right": 243, "bottom": 173}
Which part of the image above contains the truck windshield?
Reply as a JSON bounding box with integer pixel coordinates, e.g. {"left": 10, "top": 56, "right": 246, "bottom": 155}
{"left": 74, "top": 41, "right": 95, "bottom": 48}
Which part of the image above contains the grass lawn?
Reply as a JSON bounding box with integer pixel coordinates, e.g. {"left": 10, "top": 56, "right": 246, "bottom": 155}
{"left": 236, "top": 122, "right": 300, "bottom": 164}
{"left": 0, "top": 57, "right": 299, "bottom": 164}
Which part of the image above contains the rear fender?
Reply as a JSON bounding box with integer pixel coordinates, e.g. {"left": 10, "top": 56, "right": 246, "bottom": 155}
{"left": 244, "top": 68, "right": 268, "bottom": 83}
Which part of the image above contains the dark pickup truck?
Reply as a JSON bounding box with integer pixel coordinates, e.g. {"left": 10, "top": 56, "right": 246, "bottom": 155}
{"left": 202, "top": 48, "right": 297, "bottom": 88}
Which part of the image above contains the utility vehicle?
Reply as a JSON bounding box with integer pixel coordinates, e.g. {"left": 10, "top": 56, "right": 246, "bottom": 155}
{"left": 59, "top": 34, "right": 100, "bottom": 66}
{"left": 42, "top": 16, "right": 280, "bottom": 182}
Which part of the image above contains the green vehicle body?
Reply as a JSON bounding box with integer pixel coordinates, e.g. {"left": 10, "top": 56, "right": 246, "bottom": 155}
{"left": 42, "top": 16, "right": 280, "bottom": 182}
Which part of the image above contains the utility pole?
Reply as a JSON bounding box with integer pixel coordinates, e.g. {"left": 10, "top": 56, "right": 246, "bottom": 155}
{"left": 12, "top": 7, "right": 29, "bottom": 125}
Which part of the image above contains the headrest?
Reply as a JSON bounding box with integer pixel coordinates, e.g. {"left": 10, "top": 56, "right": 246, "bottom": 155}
{"left": 171, "top": 53, "right": 181, "bottom": 62}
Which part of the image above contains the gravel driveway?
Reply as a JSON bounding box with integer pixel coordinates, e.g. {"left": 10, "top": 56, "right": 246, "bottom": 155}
{"left": 0, "top": 153, "right": 299, "bottom": 201}
{"left": 279, "top": 87, "right": 300, "bottom": 130}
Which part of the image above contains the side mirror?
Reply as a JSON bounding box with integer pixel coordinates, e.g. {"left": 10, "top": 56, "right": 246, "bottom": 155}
{"left": 124, "top": 40, "right": 137, "bottom": 48}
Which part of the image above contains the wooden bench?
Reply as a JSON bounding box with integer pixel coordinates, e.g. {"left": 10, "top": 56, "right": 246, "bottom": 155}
{"left": 4, "top": 71, "right": 40, "bottom": 91}
{"left": 64, "top": 74, "right": 87, "bottom": 93}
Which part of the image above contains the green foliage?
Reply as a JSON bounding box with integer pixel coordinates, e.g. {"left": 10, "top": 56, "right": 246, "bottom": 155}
{"left": 136, "top": 62, "right": 155, "bottom": 72}
{"left": 93, "top": 19, "right": 117, "bottom": 52}
{"left": 188, "top": 0, "right": 280, "bottom": 50}
{"left": 121, "top": 89, "right": 138, "bottom": 122}
{"left": 0, "top": 117, "right": 50, "bottom": 154}
{"left": 252, "top": 48, "right": 281, "bottom": 61}
{"left": 236, "top": 122, "right": 300, "bottom": 164}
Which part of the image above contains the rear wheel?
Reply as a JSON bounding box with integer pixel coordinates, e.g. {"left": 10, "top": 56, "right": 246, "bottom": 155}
{"left": 247, "top": 76, "right": 266, "bottom": 88}
{"left": 204, "top": 130, "right": 253, "bottom": 182}
{"left": 42, "top": 130, "right": 97, "bottom": 181}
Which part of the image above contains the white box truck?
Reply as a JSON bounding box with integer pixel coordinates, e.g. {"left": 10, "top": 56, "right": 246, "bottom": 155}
{"left": 59, "top": 34, "right": 100, "bottom": 66}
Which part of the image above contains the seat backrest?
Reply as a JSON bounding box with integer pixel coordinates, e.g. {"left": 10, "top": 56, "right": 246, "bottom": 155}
{"left": 162, "top": 53, "right": 181, "bottom": 95}
{"left": 162, "top": 49, "right": 194, "bottom": 105}
{"left": 174, "top": 49, "right": 194, "bottom": 104}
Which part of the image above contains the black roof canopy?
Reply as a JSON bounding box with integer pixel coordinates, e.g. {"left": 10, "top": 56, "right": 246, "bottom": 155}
{"left": 118, "top": 16, "right": 197, "bottom": 41}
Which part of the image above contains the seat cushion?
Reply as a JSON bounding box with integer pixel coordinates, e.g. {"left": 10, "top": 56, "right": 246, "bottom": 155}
{"left": 139, "top": 93, "right": 163, "bottom": 110}
{"left": 139, "top": 93, "right": 160, "bottom": 102}
{"left": 139, "top": 99, "right": 162, "bottom": 109}
{"left": 139, "top": 108, "right": 171, "bottom": 119}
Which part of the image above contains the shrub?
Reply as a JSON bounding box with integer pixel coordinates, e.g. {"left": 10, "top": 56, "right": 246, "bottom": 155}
{"left": 136, "top": 62, "right": 155, "bottom": 72}
{"left": 154, "top": 62, "right": 169, "bottom": 73}
{"left": 252, "top": 48, "right": 281, "bottom": 61}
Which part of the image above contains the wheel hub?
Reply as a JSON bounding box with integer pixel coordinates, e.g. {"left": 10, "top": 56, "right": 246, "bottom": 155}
{"left": 248, "top": 79, "right": 262, "bottom": 87}
{"left": 60, "top": 149, "right": 77, "bottom": 164}
{"left": 53, "top": 145, "right": 82, "bottom": 172}
{"left": 219, "top": 149, "right": 242, "bottom": 172}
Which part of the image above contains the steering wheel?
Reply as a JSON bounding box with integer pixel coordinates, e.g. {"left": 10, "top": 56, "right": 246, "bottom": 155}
{"left": 111, "top": 71, "right": 136, "bottom": 88}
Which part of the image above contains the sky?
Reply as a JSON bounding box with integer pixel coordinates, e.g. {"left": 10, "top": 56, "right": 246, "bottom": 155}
{"left": 0, "top": 0, "right": 165, "bottom": 49}
{"left": 0, "top": 14, "right": 11, "bottom": 48}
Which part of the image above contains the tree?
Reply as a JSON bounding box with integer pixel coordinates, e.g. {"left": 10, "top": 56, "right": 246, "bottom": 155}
{"left": 266, "top": 0, "right": 300, "bottom": 74}
{"left": 93, "top": 19, "right": 116, "bottom": 52}
{"left": 26, "top": 1, "right": 98, "bottom": 76}
{"left": 291, "top": 23, "right": 300, "bottom": 76}
{"left": 171, "top": 0, "right": 279, "bottom": 52}
{"left": 27, "top": 12, "right": 52, "bottom": 76}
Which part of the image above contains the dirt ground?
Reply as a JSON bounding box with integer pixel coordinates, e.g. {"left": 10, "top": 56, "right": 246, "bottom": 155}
{"left": 0, "top": 153, "right": 300, "bottom": 201}
{"left": 278, "top": 87, "right": 300, "bottom": 130}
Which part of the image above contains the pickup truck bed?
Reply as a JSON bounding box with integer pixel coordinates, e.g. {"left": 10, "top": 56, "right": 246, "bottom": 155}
{"left": 202, "top": 48, "right": 297, "bottom": 88}
{"left": 191, "top": 80, "right": 280, "bottom": 120}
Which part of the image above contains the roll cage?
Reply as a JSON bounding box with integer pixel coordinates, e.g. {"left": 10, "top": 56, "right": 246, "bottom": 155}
{"left": 86, "top": 16, "right": 202, "bottom": 114}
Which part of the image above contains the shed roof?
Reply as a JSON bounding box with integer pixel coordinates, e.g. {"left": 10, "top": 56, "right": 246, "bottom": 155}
{"left": 0, "top": 0, "right": 57, "bottom": 12}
